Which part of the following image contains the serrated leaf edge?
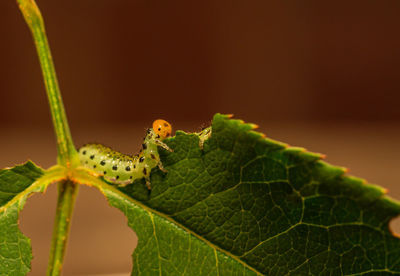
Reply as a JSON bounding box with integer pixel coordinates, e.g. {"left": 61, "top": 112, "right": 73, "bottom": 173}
{"left": 217, "top": 113, "right": 400, "bottom": 215}
{"left": 70, "top": 114, "right": 400, "bottom": 275}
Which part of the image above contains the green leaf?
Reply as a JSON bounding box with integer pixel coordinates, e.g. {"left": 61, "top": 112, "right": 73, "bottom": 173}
{"left": 0, "top": 162, "right": 65, "bottom": 275}
{"left": 74, "top": 113, "right": 400, "bottom": 275}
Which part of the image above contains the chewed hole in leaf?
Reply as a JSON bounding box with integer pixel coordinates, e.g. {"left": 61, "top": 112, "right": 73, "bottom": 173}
{"left": 389, "top": 215, "right": 400, "bottom": 237}
{"left": 20, "top": 185, "right": 137, "bottom": 274}
{"left": 20, "top": 184, "right": 58, "bottom": 274}
{"left": 64, "top": 186, "right": 137, "bottom": 274}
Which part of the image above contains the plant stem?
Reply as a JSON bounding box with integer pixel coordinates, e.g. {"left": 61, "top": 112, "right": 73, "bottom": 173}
{"left": 47, "top": 181, "right": 79, "bottom": 276}
{"left": 16, "top": 0, "right": 80, "bottom": 275}
{"left": 16, "top": 0, "right": 78, "bottom": 167}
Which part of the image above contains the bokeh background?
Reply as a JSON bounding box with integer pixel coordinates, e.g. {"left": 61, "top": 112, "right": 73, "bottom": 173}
{"left": 1, "top": 1, "right": 400, "bottom": 275}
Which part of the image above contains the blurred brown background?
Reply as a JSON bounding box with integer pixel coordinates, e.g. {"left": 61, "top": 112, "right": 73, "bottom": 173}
{"left": 1, "top": 0, "right": 400, "bottom": 275}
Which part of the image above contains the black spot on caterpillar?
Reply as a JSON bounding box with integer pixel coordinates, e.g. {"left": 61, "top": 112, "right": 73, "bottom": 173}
{"left": 79, "top": 119, "right": 172, "bottom": 190}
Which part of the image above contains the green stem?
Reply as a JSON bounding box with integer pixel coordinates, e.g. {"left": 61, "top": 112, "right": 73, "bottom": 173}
{"left": 16, "top": 0, "right": 80, "bottom": 275}
{"left": 16, "top": 0, "right": 78, "bottom": 167}
{"left": 47, "top": 181, "right": 79, "bottom": 276}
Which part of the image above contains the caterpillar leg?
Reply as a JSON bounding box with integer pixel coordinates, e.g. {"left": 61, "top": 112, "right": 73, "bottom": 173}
{"left": 157, "top": 161, "right": 167, "bottom": 173}
{"left": 145, "top": 176, "right": 152, "bottom": 190}
{"left": 155, "top": 140, "right": 173, "bottom": 152}
{"left": 117, "top": 181, "right": 131, "bottom": 187}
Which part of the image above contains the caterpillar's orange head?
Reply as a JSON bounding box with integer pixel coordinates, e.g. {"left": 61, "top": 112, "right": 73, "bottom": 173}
{"left": 153, "top": 119, "right": 172, "bottom": 139}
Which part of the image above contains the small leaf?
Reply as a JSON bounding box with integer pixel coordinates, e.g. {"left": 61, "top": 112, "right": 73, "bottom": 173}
{"left": 0, "top": 162, "right": 65, "bottom": 275}
{"left": 75, "top": 114, "right": 400, "bottom": 275}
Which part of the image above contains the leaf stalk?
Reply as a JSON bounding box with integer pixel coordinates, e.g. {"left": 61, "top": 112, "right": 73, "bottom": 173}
{"left": 16, "top": 0, "right": 80, "bottom": 275}
{"left": 16, "top": 0, "right": 79, "bottom": 167}
{"left": 47, "top": 181, "right": 79, "bottom": 276}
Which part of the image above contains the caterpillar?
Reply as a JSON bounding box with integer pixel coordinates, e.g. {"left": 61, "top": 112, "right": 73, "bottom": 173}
{"left": 79, "top": 119, "right": 173, "bottom": 190}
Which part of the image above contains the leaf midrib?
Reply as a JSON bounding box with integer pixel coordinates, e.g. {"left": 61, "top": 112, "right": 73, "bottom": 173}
{"left": 71, "top": 167, "right": 263, "bottom": 275}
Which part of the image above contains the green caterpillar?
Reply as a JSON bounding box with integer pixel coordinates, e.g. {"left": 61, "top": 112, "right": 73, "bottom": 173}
{"left": 79, "top": 119, "right": 172, "bottom": 190}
